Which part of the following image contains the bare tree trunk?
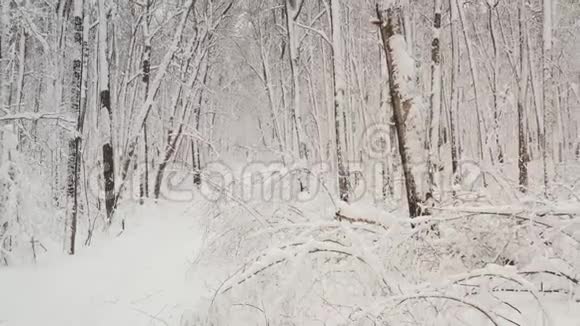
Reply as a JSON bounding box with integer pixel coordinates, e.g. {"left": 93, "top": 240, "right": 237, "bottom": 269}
{"left": 555, "top": 65, "right": 564, "bottom": 163}
{"left": 0, "top": 0, "right": 10, "bottom": 115}
{"left": 98, "top": 0, "right": 116, "bottom": 222}
{"left": 542, "top": 0, "right": 552, "bottom": 198}
{"left": 284, "top": 0, "right": 308, "bottom": 192}
{"left": 378, "top": 51, "right": 395, "bottom": 200}
{"left": 448, "top": 0, "right": 460, "bottom": 189}
{"left": 526, "top": 28, "right": 543, "bottom": 160}
{"left": 14, "top": 30, "right": 25, "bottom": 118}
{"left": 320, "top": 36, "right": 333, "bottom": 165}
{"left": 153, "top": 131, "right": 182, "bottom": 199}
{"left": 330, "top": 0, "right": 350, "bottom": 202}
{"left": 426, "top": 0, "right": 442, "bottom": 195}
{"left": 517, "top": 0, "right": 529, "bottom": 192}
{"left": 191, "top": 140, "right": 201, "bottom": 186}
{"left": 376, "top": 5, "right": 421, "bottom": 218}
{"left": 192, "top": 58, "right": 210, "bottom": 188}
{"left": 66, "top": 0, "right": 84, "bottom": 254}
{"left": 487, "top": 1, "right": 504, "bottom": 164}
{"left": 12, "top": 26, "right": 26, "bottom": 151}
{"left": 139, "top": 0, "right": 152, "bottom": 204}
{"left": 457, "top": 0, "right": 486, "bottom": 187}
{"left": 154, "top": 83, "right": 186, "bottom": 199}
{"left": 249, "top": 16, "right": 286, "bottom": 158}
{"left": 0, "top": 1, "right": 14, "bottom": 264}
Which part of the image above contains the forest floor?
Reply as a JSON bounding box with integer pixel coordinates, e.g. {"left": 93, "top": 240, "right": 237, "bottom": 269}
{"left": 0, "top": 198, "right": 579, "bottom": 325}
{"left": 0, "top": 202, "right": 215, "bottom": 326}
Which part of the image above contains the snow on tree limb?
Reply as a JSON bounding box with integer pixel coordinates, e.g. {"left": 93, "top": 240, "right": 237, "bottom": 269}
{"left": 0, "top": 112, "right": 73, "bottom": 123}
{"left": 388, "top": 35, "right": 416, "bottom": 102}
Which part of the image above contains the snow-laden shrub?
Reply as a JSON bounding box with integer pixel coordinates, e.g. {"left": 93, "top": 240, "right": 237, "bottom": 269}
{"left": 0, "top": 128, "right": 60, "bottom": 265}
{"left": 187, "top": 165, "right": 580, "bottom": 325}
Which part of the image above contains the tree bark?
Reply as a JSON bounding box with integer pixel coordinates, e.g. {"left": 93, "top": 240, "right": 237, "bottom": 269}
{"left": 330, "top": 0, "right": 350, "bottom": 202}
{"left": 457, "top": 0, "right": 486, "bottom": 187}
{"left": 376, "top": 5, "right": 421, "bottom": 218}
{"left": 189, "top": 57, "right": 210, "bottom": 190}
{"left": 448, "top": 0, "right": 460, "bottom": 189}
{"left": 542, "top": 0, "right": 552, "bottom": 198}
{"left": 426, "top": 0, "right": 442, "bottom": 195}
{"left": 66, "top": 0, "right": 84, "bottom": 254}
{"left": 98, "top": 0, "right": 116, "bottom": 222}
{"left": 0, "top": 0, "right": 11, "bottom": 114}
{"left": 487, "top": 2, "right": 504, "bottom": 164}
{"left": 284, "top": 0, "right": 308, "bottom": 192}
{"left": 517, "top": 0, "right": 529, "bottom": 192}
{"left": 139, "top": 0, "right": 152, "bottom": 204}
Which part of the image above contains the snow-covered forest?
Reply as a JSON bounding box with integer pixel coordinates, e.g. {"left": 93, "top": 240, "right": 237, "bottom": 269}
{"left": 1, "top": 0, "right": 580, "bottom": 324}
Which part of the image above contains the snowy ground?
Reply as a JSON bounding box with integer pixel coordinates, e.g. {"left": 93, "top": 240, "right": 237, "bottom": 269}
{"left": 1, "top": 198, "right": 579, "bottom": 326}
{"left": 0, "top": 202, "right": 215, "bottom": 326}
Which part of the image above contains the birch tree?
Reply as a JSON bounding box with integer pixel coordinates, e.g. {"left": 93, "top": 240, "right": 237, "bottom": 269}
{"left": 284, "top": 0, "right": 308, "bottom": 191}
{"left": 66, "top": 0, "right": 85, "bottom": 254}
{"left": 376, "top": 4, "right": 422, "bottom": 218}
{"left": 517, "top": 0, "right": 529, "bottom": 192}
{"left": 457, "top": 0, "right": 486, "bottom": 186}
{"left": 330, "top": 0, "right": 350, "bottom": 202}
{"left": 448, "top": 0, "right": 460, "bottom": 188}
{"left": 426, "top": 0, "right": 442, "bottom": 195}
{"left": 140, "top": 0, "right": 152, "bottom": 203}
{"left": 0, "top": 0, "right": 12, "bottom": 115}
{"left": 542, "top": 0, "right": 553, "bottom": 197}
{"left": 98, "top": 0, "right": 116, "bottom": 222}
{"left": 487, "top": 0, "right": 503, "bottom": 164}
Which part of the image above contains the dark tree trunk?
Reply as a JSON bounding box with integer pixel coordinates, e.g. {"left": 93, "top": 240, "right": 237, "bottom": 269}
{"left": 140, "top": 0, "right": 152, "bottom": 204}
{"left": 66, "top": 0, "right": 84, "bottom": 254}
{"left": 191, "top": 140, "right": 201, "bottom": 186}
{"left": 191, "top": 102, "right": 202, "bottom": 188}
{"left": 99, "top": 0, "right": 116, "bottom": 222}
{"left": 102, "top": 141, "right": 116, "bottom": 221}
{"left": 517, "top": 0, "right": 529, "bottom": 192}
{"left": 330, "top": 0, "right": 350, "bottom": 202}
{"left": 426, "top": 0, "right": 442, "bottom": 195}
{"left": 154, "top": 122, "right": 185, "bottom": 199}
{"left": 448, "top": 0, "right": 460, "bottom": 189}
